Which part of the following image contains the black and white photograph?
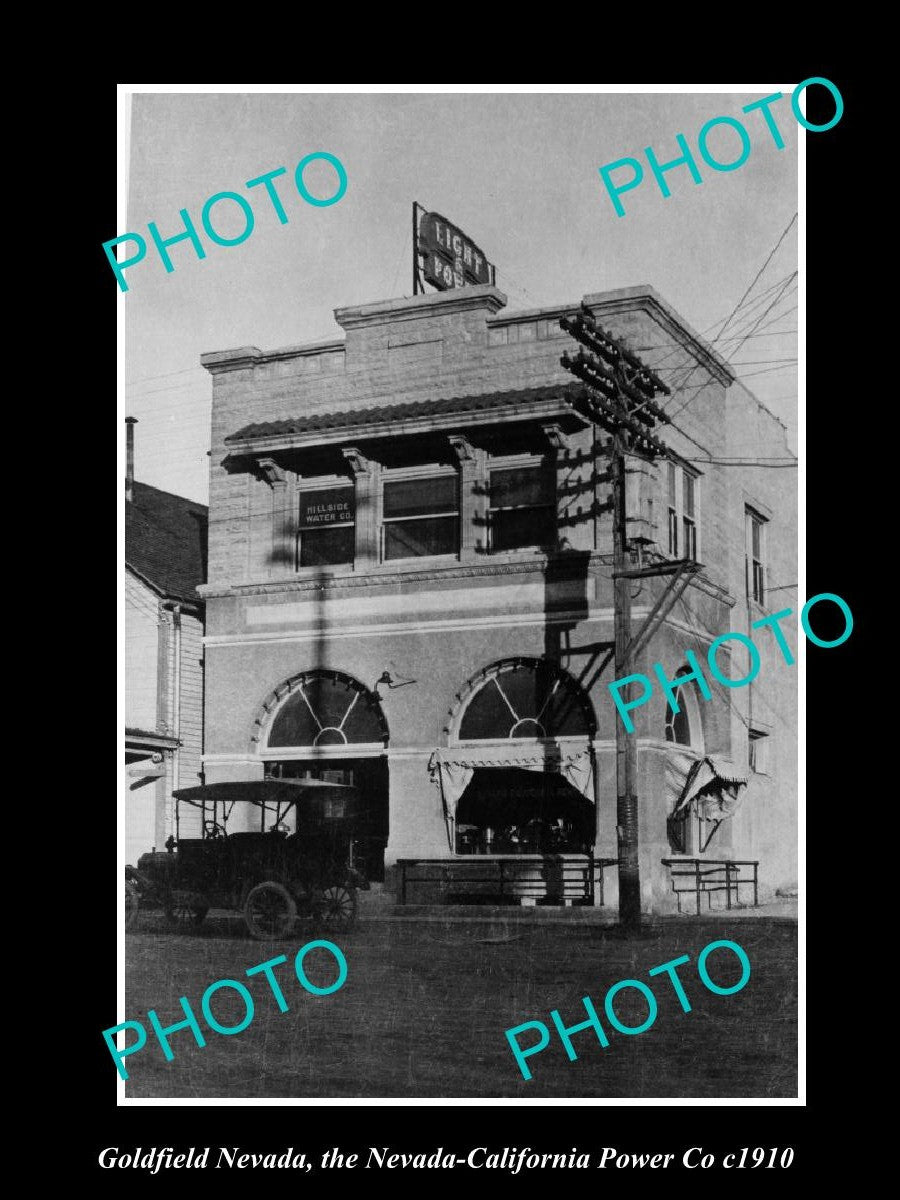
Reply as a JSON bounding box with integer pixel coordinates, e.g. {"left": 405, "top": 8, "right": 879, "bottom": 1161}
{"left": 111, "top": 81, "right": 848, "bottom": 1144}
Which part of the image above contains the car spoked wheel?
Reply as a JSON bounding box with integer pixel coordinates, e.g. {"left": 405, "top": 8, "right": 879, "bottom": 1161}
{"left": 125, "top": 880, "right": 141, "bottom": 931}
{"left": 244, "top": 882, "right": 297, "bottom": 940}
{"left": 165, "top": 891, "right": 209, "bottom": 930}
{"left": 316, "top": 884, "right": 358, "bottom": 927}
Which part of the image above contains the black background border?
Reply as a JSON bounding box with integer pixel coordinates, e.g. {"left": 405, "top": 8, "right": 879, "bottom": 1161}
{"left": 79, "top": 68, "right": 865, "bottom": 1175}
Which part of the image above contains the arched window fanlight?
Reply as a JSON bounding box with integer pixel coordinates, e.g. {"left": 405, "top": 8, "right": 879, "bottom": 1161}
{"left": 457, "top": 659, "right": 595, "bottom": 741}
{"left": 664, "top": 686, "right": 692, "bottom": 746}
{"left": 267, "top": 670, "right": 388, "bottom": 748}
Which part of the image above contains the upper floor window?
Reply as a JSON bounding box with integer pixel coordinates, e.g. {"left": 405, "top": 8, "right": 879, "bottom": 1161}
{"left": 382, "top": 474, "right": 459, "bottom": 561}
{"left": 489, "top": 463, "right": 556, "bottom": 553}
{"left": 745, "top": 507, "right": 767, "bottom": 604}
{"left": 667, "top": 460, "right": 699, "bottom": 561}
{"left": 298, "top": 484, "right": 355, "bottom": 568}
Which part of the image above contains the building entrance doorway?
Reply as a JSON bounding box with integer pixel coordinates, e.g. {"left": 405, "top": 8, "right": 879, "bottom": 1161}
{"left": 264, "top": 757, "right": 389, "bottom": 881}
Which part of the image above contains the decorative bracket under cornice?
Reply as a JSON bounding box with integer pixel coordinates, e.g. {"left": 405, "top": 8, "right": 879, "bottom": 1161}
{"left": 342, "top": 446, "right": 375, "bottom": 474}
{"left": 255, "top": 456, "right": 287, "bottom": 487}
{"left": 542, "top": 422, "right": 569, "bottom": 452}
{"left": 448, "top": 434, "right": 477, "bottom": 463}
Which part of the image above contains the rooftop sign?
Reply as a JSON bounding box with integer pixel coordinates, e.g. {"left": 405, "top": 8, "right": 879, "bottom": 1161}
{"left": 414, "top": 204, "right": 495, "bottom": 293}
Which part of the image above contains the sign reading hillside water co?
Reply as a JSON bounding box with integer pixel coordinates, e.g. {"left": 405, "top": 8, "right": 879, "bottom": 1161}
{"left": 299, "top": 488, "right": 354, "bottom": 527}
{"left": 418, "top": 210, "right": 493, "bottom": 291}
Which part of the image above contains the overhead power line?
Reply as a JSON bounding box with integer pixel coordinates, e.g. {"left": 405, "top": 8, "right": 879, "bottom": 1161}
{"left": 723, "top": 272, "right": 798, "bottom": 363}
{"left": 714, "top": 214, "right": 797, "bottom": 345}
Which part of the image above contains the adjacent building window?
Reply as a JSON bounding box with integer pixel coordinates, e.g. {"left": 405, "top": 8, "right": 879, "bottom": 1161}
{"left": 488, "top": 463, "right": 556, "bottom": 553}
{"left": 666, "top": 460, "right": 699, "bottom": 560}
{"left": 749, "top": 728, "right": 770, "bottom": 774}
{"left": 382, "top": 474, "right": 459, "bottom": 560}
{"left": 298, "top": 485, "right": 355, "bottom": 567}
{"left": 745, "top": 507, "right": 767, "bottom": 604}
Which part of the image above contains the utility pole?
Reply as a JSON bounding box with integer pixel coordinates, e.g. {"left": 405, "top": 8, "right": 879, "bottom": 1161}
{"left": 560, "top": 304, "right": 671, "bottom": 930}
{"left": 611, "top": 429, "right": 641, "bottom": 927}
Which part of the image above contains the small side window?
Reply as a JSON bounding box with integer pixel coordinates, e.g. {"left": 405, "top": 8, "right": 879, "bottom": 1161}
{"left": 749, "top": 728, "right": 770, "bottom": 774}
{"left": 745, "top": 507, "right": 768, "bottom": 605}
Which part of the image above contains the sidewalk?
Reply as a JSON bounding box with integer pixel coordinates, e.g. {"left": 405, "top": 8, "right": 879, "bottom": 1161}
{"left": 357, "top": 892, "right": 798, "bottom": 925}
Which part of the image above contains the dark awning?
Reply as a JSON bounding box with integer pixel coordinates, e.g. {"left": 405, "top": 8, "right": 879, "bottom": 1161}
{"left": 672, "top": 756, "right": 748, "bottom": 821}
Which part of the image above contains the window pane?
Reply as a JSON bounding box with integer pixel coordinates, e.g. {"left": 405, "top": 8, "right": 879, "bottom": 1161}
{"left": 753, "top": 561, "right": 765, "bottom": 604}
{"left": 672, "top": 704, "right": 691, "bottom": 745}
{"left": 299, "top": 524, "right": 354, "bottom": 567}
{"left": 492, "top": 506, "right": 555, "bottom": 552}
{"left": 668, "top": 509, "right": 678, "bottom": 557}
{"left": 384, "top": 515, "right": 458, "bottom": 559}
{"left": 665, "top": 687, "right": 691, "bottom": 745}
{"left": 384, "top": 476, "right": 457, "bottom": 518}
{"left": 490, "top": 465, "right": 554, "bottom": 508}
{"left": 668, "top": 461, "right": 677, "bottom": 505}
{"left": 683, "top": 472, "right": 695, "bottom": 516}
{"left": 683, "top": 517, "right": 696, "bottom": 561}
{"left": 299, "top": 486, "right": 354, "bottom": 529}
{"left": 751, "top": 516, "right": 761, "bottom": 557}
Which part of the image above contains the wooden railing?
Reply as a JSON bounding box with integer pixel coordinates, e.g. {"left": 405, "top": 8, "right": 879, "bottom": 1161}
{"left": 395, "top": 854, "right": 618, "bottom": 906}
{"left": 661, "top": 858, "right": 759, "bottom": 914}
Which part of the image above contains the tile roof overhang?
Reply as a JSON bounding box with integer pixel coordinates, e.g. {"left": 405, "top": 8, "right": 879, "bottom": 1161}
{"left": 224, "top": 383, "right": 591, "bottom": 455}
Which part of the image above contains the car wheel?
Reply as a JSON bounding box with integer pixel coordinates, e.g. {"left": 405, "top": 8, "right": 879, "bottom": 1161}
{"left": 315, "top": 884, "right": 358, "bottom": 927}
{"left": 244, "top": 882, "right": 297, "bottom": 940}
{"left": 164, "top": 893, "right": 209, "bottom": 931}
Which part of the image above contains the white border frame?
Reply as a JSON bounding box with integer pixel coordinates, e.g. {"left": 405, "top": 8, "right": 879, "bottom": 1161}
{"left": 118, "top": 82, "right": 804, "bottom": 1109}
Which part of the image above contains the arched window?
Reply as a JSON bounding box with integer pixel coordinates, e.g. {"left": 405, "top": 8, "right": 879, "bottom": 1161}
{"left": 456, "top": 659, "right": 595, "bottom": 741}
{"left": 266, "top": 670, "right": 388, "bottom": 748}
{"left": 664, "top": 686, "right": 692, "bottom": 746}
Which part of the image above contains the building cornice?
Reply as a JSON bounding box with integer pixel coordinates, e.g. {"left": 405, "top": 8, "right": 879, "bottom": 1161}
{"left": 200, "top": 339, "right": 345, "bottom": 375}
{"left": 335, "top": 285, "right": 507, "bottom": 330}
{"left": 582, "top": 287, "right": 735, "bottom": 386}
{"left": 223, "top": 395, "right": 585, "bottom": 456}
{"left": 199, "top": 286, "right": 733, "bottom": 384}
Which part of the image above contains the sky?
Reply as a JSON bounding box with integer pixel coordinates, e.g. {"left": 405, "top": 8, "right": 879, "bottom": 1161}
{"left": 121, "top": 87, "right": 799, "bottom": 505}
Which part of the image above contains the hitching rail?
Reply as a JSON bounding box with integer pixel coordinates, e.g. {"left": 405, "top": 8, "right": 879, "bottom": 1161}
{"left": 396, "top": 855, "right": 619, "bottom": 906}
{"left": 660, "top": 858, "right": 759, "bottom": 914}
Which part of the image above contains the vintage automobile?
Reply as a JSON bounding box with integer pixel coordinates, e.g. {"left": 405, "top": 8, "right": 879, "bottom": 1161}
{"left": 124, "top": 778, "right": 367, "bottom": 938}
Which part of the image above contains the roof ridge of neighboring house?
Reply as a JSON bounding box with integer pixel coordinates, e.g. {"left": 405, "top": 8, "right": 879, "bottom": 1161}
{"left": 128, "top": 500, "right": 207, "bottom": 548}
{"left": 129, "top": 477, "right": 208, "bottom": 511}
{"left": 125, "top": 479, "right": 208, "bottom": 603}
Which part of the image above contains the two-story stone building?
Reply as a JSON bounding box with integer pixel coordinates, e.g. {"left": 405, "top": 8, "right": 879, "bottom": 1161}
{"left": 199, "top": 284, "right": 797, "bottom": 913}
